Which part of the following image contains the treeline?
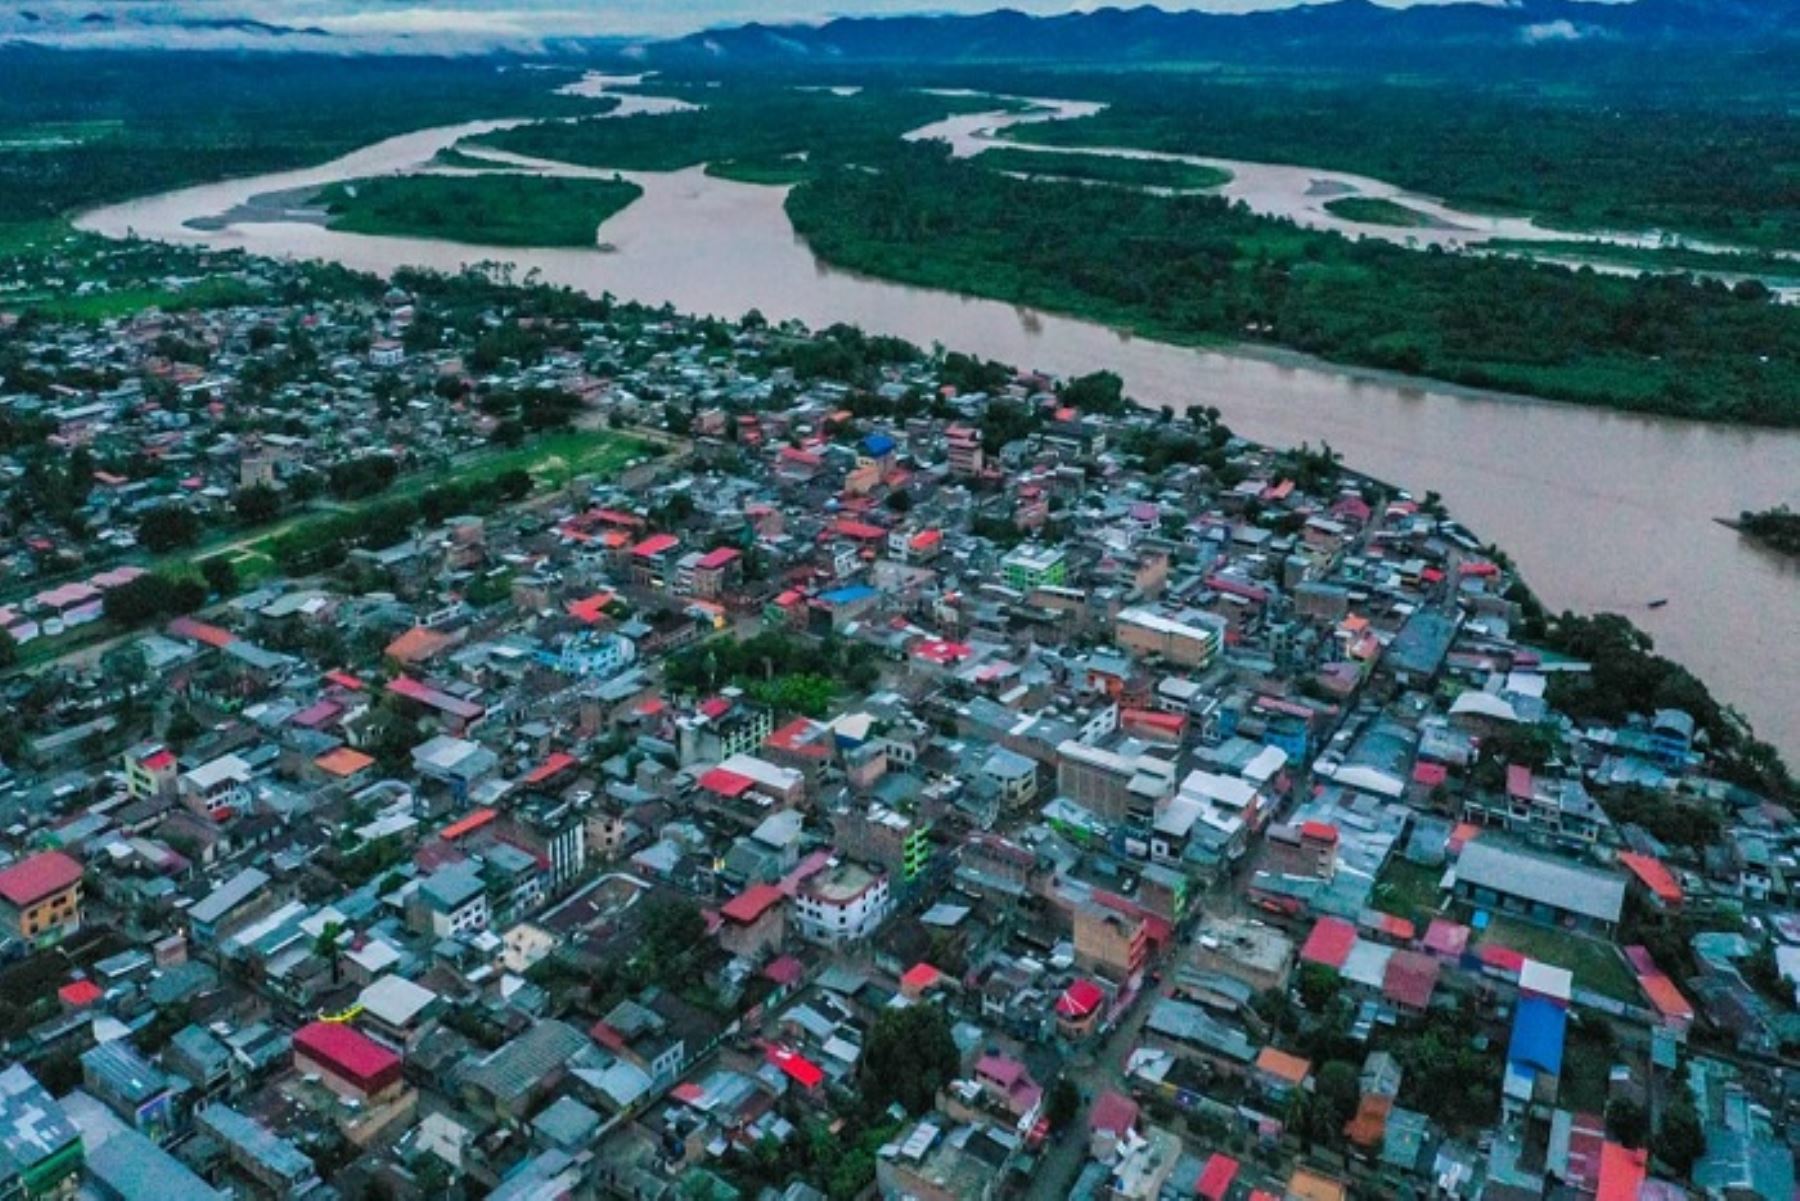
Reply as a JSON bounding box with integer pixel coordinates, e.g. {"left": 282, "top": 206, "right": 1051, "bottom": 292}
{"left": 994, "top": 72, "right": 1800, "bottom": 250}
{"left": 787, "top": 141, "right": 1800, "bottom": 426}
{"left": 0, "top": 50, "right": 599, "bottom": 226}
{"left": 268, "top": 469, "right": 533, "bottom": 574}
{"left": 1539, "top": 611, "right": 1791, "bottom": 798}
{"left": 472, "top": 85, "right": 1003, "bottom": 182}
{"left": 1736, "top": 505, "right": 1800, "bottom": 557}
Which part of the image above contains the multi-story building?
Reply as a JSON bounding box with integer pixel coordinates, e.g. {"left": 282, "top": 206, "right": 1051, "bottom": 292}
{"left": 0, "top": 850, "right": 84, "bottom": 948}
{"left": 1114, "top": 607, "right": 1226, "bottom": 669}
{"left": 178, "top": 753, "right": 254, "bottom": 821}
{"left": 122, "top": 742, "right": 180, "bottom": 801}
{"left": 1055, "top": 739, "right": 1177, "bottom": 830}
{"left": 1001, "top": 544, "right": 1068, "bottom": 593}
{"left": 945, "top": 424, "right": 985, "bottom": 478}
{"left": 1073, "top": 902, "right": 1149, "bottom": 984}
{"left": 792, "top": 861, "right": 891, "bottom": 945}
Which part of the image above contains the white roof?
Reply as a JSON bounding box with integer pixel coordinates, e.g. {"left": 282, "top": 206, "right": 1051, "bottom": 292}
{"left": 359, "top": 974, "right": 438, "bottom": 1026}
{"left": 718, "top": 753, "right": 803, "bottom": 794}
{"left": 1519, "top": 959, "right": 1574, "bottom": 1002}
{"left": 181, "top": 753, "right": 252, "bottom": 790}
{"left": 1178, "top": 769, "right": 1257, "bottom": 811}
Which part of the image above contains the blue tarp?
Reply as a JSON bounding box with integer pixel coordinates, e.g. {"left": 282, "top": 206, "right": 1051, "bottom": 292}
{"left": 1507, "top": 994, "right": 1568, "bottom": 1077}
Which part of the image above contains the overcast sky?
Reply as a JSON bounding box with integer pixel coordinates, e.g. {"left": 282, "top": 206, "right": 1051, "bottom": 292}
{"left": 1, "top": 0, "right": 1539, "bottom": 47}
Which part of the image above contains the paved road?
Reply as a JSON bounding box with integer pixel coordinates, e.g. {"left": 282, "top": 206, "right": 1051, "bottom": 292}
{"left": 1031, "top": 978, "right": 1165, "bottom": 1196}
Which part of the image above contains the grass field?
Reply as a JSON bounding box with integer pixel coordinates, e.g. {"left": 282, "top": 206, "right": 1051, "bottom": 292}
{"left": 312, "top": 174, "right": 643, "bottom": 248}
{"left": 979, "top": 147, "right": 1230, "bottom": 191}
{"left": 1324, "top": 196, "right": 1439, "bottom": 228}
{"left": 1476, "top": 915, "right": 1641, "bottom": 1004}
{"left": 1371, "top": 858, "right": 1449, "bottom": 930}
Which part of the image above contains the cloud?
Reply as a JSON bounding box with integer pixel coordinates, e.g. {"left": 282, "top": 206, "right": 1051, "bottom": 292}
{"left": 1520, "top": 18, "right": 1586, "bottom": 42}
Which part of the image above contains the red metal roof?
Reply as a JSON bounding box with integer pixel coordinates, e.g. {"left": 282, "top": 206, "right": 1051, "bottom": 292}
{"left": 631, "top": 533, "right": 680, "bottom": 558}
{"left": 901, "top": 963, "right": 943, "bottom": 991}
{"left": 522, "top": 752, "right": 578, "bottom": 787}
{"left": 439, "top": 808, "right": 498, "bottom": 842}
{"left": 1199, "top": 1154, "right": 1240, "bottom": 1201}
{"left": 1299, "top": 916, "right": 1358, "bottom": 970}
{"left": 58, "top": 979, "right": 103, "bottom": 1007}
{"left": 699, "top": 768, "right": 755, "bottom": 798}
{"left": 696, "top": 546, "right": 741, "bottom": 570}
{"left": 1056, "top": 979, "right": 1106, "bottom": 1019}
{"left": 1595, "top": 1143, "right": 1648, "bottom": 1201}
{"left": 1382, "top": 949, "right": 1442, "bottom": 1010}
{"left": 720, "top": 883, "right": 784, "bottom": 925}
{"left": 766, "top": 1045, "right": 824, "bottom": 1090}
{"left": 293, "top": 1021, "right": 402, "bottom": 1087}
{"left": 0, "top": 851, "right": 83, "bottom": 907}
{"left": 1617, "top": 852, "right": 1683, "bottom": 905}
{"left": 1088, "top": 1090, "right": 1138, "bottom": 1136}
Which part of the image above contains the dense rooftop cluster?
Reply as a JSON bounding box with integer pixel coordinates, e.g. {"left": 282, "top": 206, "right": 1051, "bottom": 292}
{"left": 0, "top": 254, "right": 1794, "bottom": 1201}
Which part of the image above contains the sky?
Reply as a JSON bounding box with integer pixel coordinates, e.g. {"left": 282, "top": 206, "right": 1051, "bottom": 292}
{"left": 0, "top": 0, "right": 1538, "bottom": 51}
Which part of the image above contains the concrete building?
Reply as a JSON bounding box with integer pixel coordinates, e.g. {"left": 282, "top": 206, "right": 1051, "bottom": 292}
{"left": 0, "top": 850, "right": 84, "bottom": 948}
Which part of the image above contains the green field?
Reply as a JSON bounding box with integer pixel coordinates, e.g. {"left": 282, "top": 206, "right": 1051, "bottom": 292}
{"left": 311, "top": 174, "right": 643, "bottom": 248}
{"left": 1371, "top": 858, "right": 1448, "bottom": 930}
{"left": 978, "top": 147, "right": 1229, "bottom": 191}
{"left": 1476, "top": 916, "right": 1641, "bottom": 1005}
{"left": 1323, "top": 196, "right": 1437, "bottom": 228}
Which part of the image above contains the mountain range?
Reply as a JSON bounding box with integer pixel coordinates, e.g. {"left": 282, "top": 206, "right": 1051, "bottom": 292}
{"left": 647, "top": 0, "right": 1800, "bottom": 64}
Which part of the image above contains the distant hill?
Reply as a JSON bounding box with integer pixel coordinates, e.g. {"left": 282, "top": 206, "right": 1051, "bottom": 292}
{"left": 645, "top": 0, "right": 1800, "bottom": 65}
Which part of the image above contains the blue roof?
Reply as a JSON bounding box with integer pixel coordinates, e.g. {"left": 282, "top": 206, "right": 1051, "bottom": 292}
{"left": 1507, "top": 995, "right": 1567, "bottom": 1077}
{"left": 863, "top": 432, "right": 897, "bottom": 457}
{"left": 817, "top": 585, "right": 877, "bottom": 606}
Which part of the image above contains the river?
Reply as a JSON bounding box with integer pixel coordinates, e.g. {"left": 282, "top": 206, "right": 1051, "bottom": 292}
{"left": 74, "top": 81, "right": 1800, "bottom": 761}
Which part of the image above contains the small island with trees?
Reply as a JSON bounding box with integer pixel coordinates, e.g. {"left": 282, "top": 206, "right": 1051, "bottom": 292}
{"left": 1732, "top": 504, "right": 1800, "bottom": 557}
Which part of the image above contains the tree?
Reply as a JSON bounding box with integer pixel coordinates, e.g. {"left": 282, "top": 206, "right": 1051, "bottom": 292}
{"left": 138, "top": 502, "right": 201, "bottom": 553}
{"left": 234, "top": 483, "right": 282, "bottom": 525}
{"left": 1607, "top": 1097, "right": 1649, "bottom": 1148}
{"left": 1655, "top": 1099, "right": 1706, "bottom": 1177}
{"left": 1296, "top": 963, "right": 1342, "bottom": 1011}
{"left": 0, "top": 630, "right": 14, "bottom": 670}
{"left": 1047, "top": 1078, "right": 1080, "bottom": 1129}
{"left": 1314, "top": 1059, "right": 1361, "bottom": 1143}
{"left": 103, "top": 573, "right": 205, "bottom": 626}
{"left": 861, "top": 1004, "right": 959, "bottom": 1116}
{"left": 200, "top": 556, "right": 237, "bottom": 597}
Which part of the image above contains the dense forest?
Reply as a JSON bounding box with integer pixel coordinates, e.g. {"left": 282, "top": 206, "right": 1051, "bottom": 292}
{"left": 472, "top": 84, "right": 1004, "bottom": 184}
{"left": 996, "top": 74, "right": 1800, "bottom": 249}
{"left": 0, "top": 50, "right": 599, "bottom": 227}
{"left": 312, "top": 174, "right": 642, "bottom": 248}
{"left": 786, "top": 141, "right": 1800, "bottom": 426}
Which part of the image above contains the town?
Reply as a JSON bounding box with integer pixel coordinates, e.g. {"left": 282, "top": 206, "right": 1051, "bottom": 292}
{"left": 0, "top": 239, "right": 1794, "bottom": 1201}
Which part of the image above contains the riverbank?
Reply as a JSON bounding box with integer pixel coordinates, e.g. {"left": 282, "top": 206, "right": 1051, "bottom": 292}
{"left": 67, "top": 84, "right": 1800, "bottom": 761}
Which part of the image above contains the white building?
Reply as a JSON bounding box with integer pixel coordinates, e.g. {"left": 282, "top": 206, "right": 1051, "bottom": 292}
{"left": 793, "top": 861, "right": 892, "bottom": 945}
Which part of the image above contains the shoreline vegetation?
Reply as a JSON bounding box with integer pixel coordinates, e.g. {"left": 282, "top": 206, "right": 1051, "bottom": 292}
{"left": 310, "top": 174, "right": 644, "bottom": 248}
{"left": 1321, "top": 196, "right": 1439, "bottom": 228}
{"left": 975, "top": 146, "right": 1230, "bottom": 191}
{"left": 984, "top": 73, "right": 1800, "bottom": 252}
{"left": 783, "top": 140, "right": 1800, "bottom": 427}
{"left": 1730, "top": 505, "right": 1800, "bottom": 557}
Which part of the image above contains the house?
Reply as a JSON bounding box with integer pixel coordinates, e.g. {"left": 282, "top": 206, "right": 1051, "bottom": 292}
{"left": 0, "top": 1065, "right": 83, "bottom": 1197}
{"left": 178, "top": 753, "right": 254, "bottom": 821}
{"left": 1452, "top": 838, "right": 1626, "bottom": 935}
{"left": 792, "top": 861, "right": 891, "bottom": 945}
{"left": 0, "top": 850, "right": 84, "bottom": 948}
{"left": 292, "top": 1021, "right": 405, "bottom": 1104}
